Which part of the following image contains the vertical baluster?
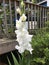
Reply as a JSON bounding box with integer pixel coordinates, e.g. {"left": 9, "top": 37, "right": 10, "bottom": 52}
{"left": 42, "top": 7, "right": 43, "bottom": 27}
{"left": 38, "top": 6, "right": 40, "bottom": 28}
{"left": 48, "top": 8, "right": 49, "bottom": 20}
{"left": 31, "top": 4, "right": 33, "bottom": 30}
{"left": 9, "top": 0, "right": 13, "bottom": 32}
{"left": 0, "top": 0, "right": 3, "bottom": 37}
{"left": 3, "top": 0, "right": 8, "bottom": 36}
{"left": 35, "top": 5, "right": 37, "bottom": 29}
{"left": 28, "top": 4, "right": 30, "bottom": 30}
{"left": 33, "top": 5, "right": 35, "bottom": 29}
{"left": 39, "top": 7, "right": 42, "bottom": 28}
{"left": 34, "top": 5, "right": 37, "bottom": 29}
{"left": 29, "top": 5, "right": 31, "bottom": 30}
{"left": 14, "top": 0, "right": 17, "bottom": 19}
{"left": 46, "top": 8, "right": 47, "bottom": 22}
{"left": 37, "top": 6, "right": 39, "bottom": 29}
{"left": 43, "top": 7, "right": 45, "bottom": 27}
{"left": 14, "top": 0, "right": 17, "bottom": 29}
{"left": 24, "top": 3, "right": 28, "bottom": 30}
{"left": 46, "top": 8, "right": 48, "bottom": 21}
{"left": 47, "top": 8, "right": 48, "bottom": 21}
{"left": 32, "top": 5, "right": 34, "bottom": 29}
{"left": 45, "top": 8, "right": 47, "bottom": 27}
{"left": 46, "top": 8, "right": 49, "bottom": 28}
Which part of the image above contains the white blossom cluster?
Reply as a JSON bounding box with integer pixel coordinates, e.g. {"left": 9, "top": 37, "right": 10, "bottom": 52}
{"left": 15, "top": 8, "right": 33, "bottom": 54}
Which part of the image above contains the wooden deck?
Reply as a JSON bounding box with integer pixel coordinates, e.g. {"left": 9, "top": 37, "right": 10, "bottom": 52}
{"left": 0, "top": 39, "right": 18, "bottom": 55}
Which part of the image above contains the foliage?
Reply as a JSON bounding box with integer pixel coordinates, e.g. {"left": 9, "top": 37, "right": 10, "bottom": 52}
{"left": 31, "top": 21, "right": 49, "bottom": 65}
{"left": 7, "top": 52, "right": 32, "bottom": 65}
{"left": 45, "top": 21, "right": 49, "bottom": 32}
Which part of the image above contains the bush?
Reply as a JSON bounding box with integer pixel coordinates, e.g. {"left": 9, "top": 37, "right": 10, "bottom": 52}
{"left": 31, "top": 28, "right": 49, "bottom": 65}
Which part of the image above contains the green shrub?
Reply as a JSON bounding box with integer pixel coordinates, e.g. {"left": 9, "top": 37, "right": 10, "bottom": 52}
{"left": 31, "top": 28, "right": 49, "bottom": 65}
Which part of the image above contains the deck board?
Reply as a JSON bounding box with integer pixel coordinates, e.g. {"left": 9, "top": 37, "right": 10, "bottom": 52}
{"left": 0, "top": 39, "right": 18, "bottom": 55}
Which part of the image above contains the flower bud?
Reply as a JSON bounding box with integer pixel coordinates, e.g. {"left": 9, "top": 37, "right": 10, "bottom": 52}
{"left": 16, "top": 7, "right": 21, "bottom": 15}
{"left": 21, "top": 1, "right": 24, "bottom": 7}
{"left": 20, "top": 14, "right": 27, "bottom": 22}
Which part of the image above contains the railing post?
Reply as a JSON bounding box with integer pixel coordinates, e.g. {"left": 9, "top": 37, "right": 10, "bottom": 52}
{"left": 42, "top": 7, "right": 44, "bottom": 27}
{"left": 3, "top": 0, "right": 8, "bottom": 37}
{"left": 39, "top": 7, "right": 42, "bottom": 29}
{"left": 31, "top": 4, "right": 33, "bottom": 29}
{"left": 28, "top": 4, "right": 30, "bottom": 30}
{"left": 14, "top": 0, "right": 17, "bottom": 20}
{"left": 9, "top": 0, "right": 13, "bottom": 32}
{"left": 37, "top": 6, "right": 39, "bottom": 29}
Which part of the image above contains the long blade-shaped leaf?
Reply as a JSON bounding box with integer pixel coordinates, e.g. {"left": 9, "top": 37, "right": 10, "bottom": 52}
{"left": 7, "top": 56, "right": 12, "bottom": 65}
{"left": 11, "top": 52, "right": 19, "bottom": 65}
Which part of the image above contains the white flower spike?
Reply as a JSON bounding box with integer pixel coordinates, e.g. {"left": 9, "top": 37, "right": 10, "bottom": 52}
{"left": 15, "top": 13, "right": 33, "bottom": 54}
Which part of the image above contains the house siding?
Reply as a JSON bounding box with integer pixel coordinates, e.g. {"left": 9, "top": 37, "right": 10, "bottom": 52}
{"left": 40, "top": 2, "right": 47, "bottom": 6}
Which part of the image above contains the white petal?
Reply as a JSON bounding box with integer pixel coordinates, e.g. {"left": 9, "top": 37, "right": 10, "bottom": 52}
{"left": 16, "top": 20, "right": 26, "bottom": 30}
{"left": 15, "top": 45, "right": 25, "bottom": 53}
{"left": 25, "top": 43, "right": 33, "bottom": 54}
{"left": 15, "top": 45, "right": 20, "bottom": 49}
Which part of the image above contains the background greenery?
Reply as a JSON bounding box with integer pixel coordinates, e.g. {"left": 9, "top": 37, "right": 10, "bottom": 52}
{"left": 31, "top": 21, "right": 49, "bottom": 65}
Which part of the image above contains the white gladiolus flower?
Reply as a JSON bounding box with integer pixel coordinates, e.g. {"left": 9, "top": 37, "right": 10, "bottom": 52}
{"left": 15, "top": 45, "right": 25, "bottom": 53}
{"left": 16, "top": 7, "right": 21, "bottom": 15}
{"left": 20, "top": 14, "right": 27, "bottom": 22}
{"left": 15, "top": 13, "right": 33, "bottom": 54}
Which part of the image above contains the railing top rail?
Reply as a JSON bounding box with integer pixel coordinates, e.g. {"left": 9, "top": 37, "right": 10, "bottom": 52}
{"left": 0, "top": 0, "right": 49, "bottom": 8}
{"left": 16, "top": 0, "right": 49, "bottom": 8}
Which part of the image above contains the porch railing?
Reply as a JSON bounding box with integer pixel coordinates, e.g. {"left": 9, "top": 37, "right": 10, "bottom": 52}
{"left": 0, "top": 0, "right": 49, "bottom": 38}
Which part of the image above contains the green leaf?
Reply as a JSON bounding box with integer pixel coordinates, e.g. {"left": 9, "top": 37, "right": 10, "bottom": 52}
{"left": 11, "top": 52, "right": 19, "bottom": 65}
{"left": 7, "top": 56, "right": 12, "bottom": 65}
{"left": 33, "top": 58, "right": 45, "bottom": 64}
{"left": 17, "top": 53, "right": 23, "bottom": 65}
